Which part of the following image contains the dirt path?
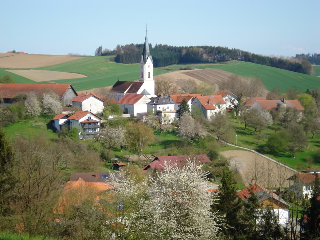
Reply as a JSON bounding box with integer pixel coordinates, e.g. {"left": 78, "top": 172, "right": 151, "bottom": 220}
{"left": 220, "top": 150, "right": 296, "bottom": 188}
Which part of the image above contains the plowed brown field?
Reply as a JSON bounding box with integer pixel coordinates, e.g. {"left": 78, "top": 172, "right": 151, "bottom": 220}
{"left": 7, "top": 70, "right": 86, "bottom": 82}
{"left": 220, "top": 150, "right": 296, "bottom": 188}
{"left": 0, "top": 54, "right": 83, "bottom": 68}
{"left": 182, "top": 68, "right": 234, "bottom": 85}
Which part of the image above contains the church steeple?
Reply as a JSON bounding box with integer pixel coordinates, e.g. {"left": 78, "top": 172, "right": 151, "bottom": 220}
{"left": 142, "top": 27, "right": 152, "bottom": 64}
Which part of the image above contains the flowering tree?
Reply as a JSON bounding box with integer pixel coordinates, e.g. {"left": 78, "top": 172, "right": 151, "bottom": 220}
{"left": 42, "top": 92, "right": 62, "bottom": 115}
{"left": 109, "top": 159, "right": 221, "bottom": 239}
{"left": 98, "top": 126, "right": 125, "bottom": 149}
{"left": 25, "top": 92, "right": 41, "bottom": 116}
{"left": 179, "top": 112, "right": 206, "bottom": 142}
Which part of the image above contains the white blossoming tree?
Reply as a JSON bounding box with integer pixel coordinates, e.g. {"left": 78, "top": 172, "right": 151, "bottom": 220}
{"left": 25, "top": 92, "right": 41, "bottom": 116}
{"left": 179, "top": 112, "right": 206, "bottom": 142}
{"left": 109, "top": 159, "right": 221, "bottom": 239}
{"left": 42, "top": 92, "right": 62, "bottom": 115}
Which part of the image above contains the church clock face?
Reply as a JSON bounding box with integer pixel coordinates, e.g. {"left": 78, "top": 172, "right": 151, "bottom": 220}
{"left": 148, "top": 65, "right": 150, "bottom": 68}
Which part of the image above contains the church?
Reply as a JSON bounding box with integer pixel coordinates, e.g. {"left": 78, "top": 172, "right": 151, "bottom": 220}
{"left": 110, "top": 30, "right": 155, "bottom": 101}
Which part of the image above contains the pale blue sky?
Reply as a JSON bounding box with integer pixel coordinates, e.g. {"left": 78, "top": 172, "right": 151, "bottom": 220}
{"left": 1, "top": 0, "right": 319, "bottom": 57}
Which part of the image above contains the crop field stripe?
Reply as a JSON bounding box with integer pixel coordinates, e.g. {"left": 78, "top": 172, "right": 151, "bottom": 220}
{"left": 0, "top": 69, "right": 35, "bottom": 83}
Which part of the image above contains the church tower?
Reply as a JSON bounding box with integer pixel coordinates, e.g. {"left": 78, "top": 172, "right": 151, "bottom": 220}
{"left": 139, "top": 28, "right": 155, "bottom": 96}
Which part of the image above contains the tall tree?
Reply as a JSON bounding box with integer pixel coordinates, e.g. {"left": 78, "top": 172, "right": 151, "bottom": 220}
{"left": 42, "top": 92, "right": 62, "bottom": 115}
{"left": 0, "top": 127, "right": 15, "bottom": 217}
{"left": 210, "top": 113, "right": 234, "bottom": 141}
{"left": 25, "top": 92, "right": 41, "bottom": 116}
{"left": 179, "top": 98, "right": 190, "bottom": 117}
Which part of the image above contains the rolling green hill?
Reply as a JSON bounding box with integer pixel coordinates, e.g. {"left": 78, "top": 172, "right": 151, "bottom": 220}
{"left": 162, "top": 61, "right": 320, "bottom": 93}
{"left": 314, "top": 65, "right": 320, "bottom": 76}
{"left": 0, "top": 69, "right": 34, "bottom": 83}
{"left": 36, "top": 56, "right": 167, "bottom": 91}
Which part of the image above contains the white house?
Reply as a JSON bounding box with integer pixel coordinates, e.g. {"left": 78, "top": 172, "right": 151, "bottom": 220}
{"left": 192, "top": 95, "right": 226, "bottom": 120}
{"left": 147, "top": 95, "right": 178, "bottom": 123}
{"left": 68, "top": 111, "right": 102, "bottom": 137}
{"left": 52, "top": 113, "right": 69, "bottom": 131}
{"left": 71, "top": 93, "right": 104, "bottom": 114}
{"left": 110, "top": 30, "right": 155, "bottom": 101}
{"left": 288, "top": 173, "right": 320, "bottom": 199}
{"left": 118, "top": 94, "right": 150, "bottom": 117}
{"left": 170, "top": 94, "right": 201, "bottom": 112}
{"left": 214, "top": 91, "right": 238, "bottom": 109}
{"left": 237, "top": 184, "right": 290, "bottom": 225}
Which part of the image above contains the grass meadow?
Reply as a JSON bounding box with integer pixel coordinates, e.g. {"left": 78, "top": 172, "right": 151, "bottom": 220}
{"left": 314, "top": 65, "right": 320, "bottom": 76}
{"left": 0, "top": 69, "right": 34, "bottom": 83}
{"left": 161, "top": 61, "right": 320, "bottom": 93}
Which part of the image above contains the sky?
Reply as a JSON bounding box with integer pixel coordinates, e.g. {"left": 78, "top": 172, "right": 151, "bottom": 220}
{"left": 1, "top": 0, "right": 319, "bottom": 57}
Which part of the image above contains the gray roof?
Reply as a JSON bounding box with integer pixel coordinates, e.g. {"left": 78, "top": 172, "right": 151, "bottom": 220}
{"left": 140, "top": 89, "right": 150, "bottom": 95}
{"left": 70, "top": 172, "right": 122, "bottom": 183}
{"left": 148, "top": 96, "right": 174, "bottom": 105}
{"left": 142, "top": 30, "right": 152, "bottom": 63}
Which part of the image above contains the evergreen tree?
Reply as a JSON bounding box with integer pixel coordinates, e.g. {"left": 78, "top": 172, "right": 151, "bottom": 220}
{"left": 179, "top": 98, "right": 190, "bottom": 117}
{"left": 216, "top": 166, "right": 243, "bottom": 237}
{"left": 304, "top": 173, "right": 320, "bottom": 239}
{"left": 241, "top": 188, "right": 259, "bottom": 240}
{"left": 0, "top": 127, "right": 15, "bottom": 216}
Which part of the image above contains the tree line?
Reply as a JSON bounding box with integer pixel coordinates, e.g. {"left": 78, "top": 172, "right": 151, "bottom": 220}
{"left": 96, "top": 44, "right": 314, "bottom": 74}
{"left": 295, "top": 53, "right": 320, "bottom": 65}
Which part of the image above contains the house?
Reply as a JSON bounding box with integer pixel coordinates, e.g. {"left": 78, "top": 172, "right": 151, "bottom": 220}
{"left": 71, "top": 92, "right": 104, "bottom": 114}
{"left": 147, "top": 95, "right": 178, "bottom": 123}
{"left": 68, "top": 111, "right": 102, "bottom": 137}
{"left": 244, "top": 97, "right": 267, "bottom": 109}
{"left": 192, "top": 95, "right": 227, "bottom": 120}
{"left": 70, "top": 172, "right": 121, "bottom": 183}
{"left": 118, "top": 94, "right": 150, "bottom": 117}
{"left": 170, "top": 94, "right": 202, "bottom": 112}
{"left": 237, "top": 184, "right": 290, "bottom": 225}
{"left": 214, "top": 91, "right": 238, "bottom": 108}
{"left": 110, "top": 30, "right": 155, "bottom": 100}
{"left": 113, "top": 163, "right": 126, "bottom": 171}
{"left": 53, "top": 111, "right": 102, "bottom": 137}
{"left": 0, "top": 83, "right": 77, "bottom": 105}
{"left": 288, "top": 173, "right": 320, "bottom": 199}
{"left": 250, "top": 98, "right": 304, "bottom": 112}
{"left": 142, "top": 155, "right": 211, "bottom": 172}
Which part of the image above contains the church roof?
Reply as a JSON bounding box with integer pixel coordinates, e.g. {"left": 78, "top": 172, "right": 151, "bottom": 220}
{"left": 118, "top": 94, "right": 146, "bottom": 105}
{"left": 140, "top": 89, "right": 150, "bottom": 95}
{"left": 111, "top": 81, "right": 134, "bottom": 93}
{"left": 142, "top": 29, "right": 152, "bottom": 63}
{"left": 127, "top": 82, "right": 144, "bottom": 93}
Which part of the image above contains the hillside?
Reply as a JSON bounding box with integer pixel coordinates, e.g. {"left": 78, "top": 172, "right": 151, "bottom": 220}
{"left": 314, "top": 65, "right": 320, "bottom": 76}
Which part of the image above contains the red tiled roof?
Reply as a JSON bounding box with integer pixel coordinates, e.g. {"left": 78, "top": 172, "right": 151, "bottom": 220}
{"left": 294, "top": 173, "right": 320, "bottom": 184}
{"left": 244, "top": 97, "right": 266, "bottom": 107}
{"left": 215, "top": 91, "right": 228, "bottom": 97}
{"left": 255, "top": 100, "right": 304, "bottom": 111}
{"left": 68, "top": 111, "right": 90, "bottom": 120}
{"left": 81, "top": 120, "right": 100, "bottom": 123}
{"left": 114, "top": 163, "right": 126, "bottom": 166}
{"left": 170, "top": 94, "right": 202, "bottom": 104}
{"left": 237, "top": 184, "right": 279, "bottom": 200}
{"left": 118, "top": 94, "right": 145, "bottom": 105}
{"left": 196, "top": 95, "right": 226, "bottom": 110}
{"left": 142, "top": 155, "right": 211, "bottom": 172}
{"left": 71, "top": 93, "right": 103, "bottom": 102}
{"left": 53, "top": 113, "right": 68, "bottom": 120}
{"left": 0, "top": 83, "right": 73, "bottom": 99}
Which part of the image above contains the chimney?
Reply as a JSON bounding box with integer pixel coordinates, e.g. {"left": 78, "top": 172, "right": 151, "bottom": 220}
{"left": 282, "top": 98, "right": 285, "bottom": 103}
{"left": 208, "top": 99, "right": 211, "bottom": 104}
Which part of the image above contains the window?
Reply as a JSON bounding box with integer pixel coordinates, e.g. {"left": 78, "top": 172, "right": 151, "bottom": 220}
{"left": 141, "top": 73, "right": 143, "bottom": 78}
{"left": 148, "top": 72, "right": 150, "bottom": 78}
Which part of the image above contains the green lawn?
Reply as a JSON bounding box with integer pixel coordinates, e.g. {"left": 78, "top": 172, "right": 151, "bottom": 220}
{"left": 3, "top": 116, "right": 57, "bottom": 140}
{"left": 163, "top": 61, "right": 320, "bottom": 93}
{"left": 314, "top": 65, "right": 320, "bottom": 76}
{"left": 36, "top": 56, "right": 167, "bottom": 91}
{"left": 0, "top": 232, "right": 57, "bottom": 240}
{"left": 230, "top": 118, "right": 320, "bottom": 171}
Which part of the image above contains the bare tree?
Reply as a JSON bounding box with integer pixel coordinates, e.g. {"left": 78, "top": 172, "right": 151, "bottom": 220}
{"left": 209, "top": 113, "right": 234, "bottom": 141}
{"left": 178, "top": 79, "right": 198, "bottom": 94}
{"left": 179, "top": 112, "right": 206, "bottom": 142}
{"left": 155, "top": 78, "right": 177, "bottom": 96}
{"left": 25, "top": 92, "right": 41, "bottom": 116}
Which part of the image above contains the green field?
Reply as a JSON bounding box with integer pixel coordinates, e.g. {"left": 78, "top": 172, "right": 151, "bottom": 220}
{"left": 314, "top": 65, "right": 320, "bottom": 76}
{"left": 162, "top": 61, "right": 320, "bottom": 93}
{"left": 36, "top": 56, "right": 167, "bottom": 91}
{"left": 0, "top": 69, "right": 34, "bottom": 83}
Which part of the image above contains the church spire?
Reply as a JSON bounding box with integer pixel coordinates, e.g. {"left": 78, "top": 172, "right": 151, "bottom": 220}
{"left": 142, "top": 26, "right": 151, "bottom": 63}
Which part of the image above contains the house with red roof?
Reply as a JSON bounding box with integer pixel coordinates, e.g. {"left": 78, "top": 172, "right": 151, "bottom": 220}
{"left": 117, "top": 94, "right": 150, "bottom": 117}
{"left": 214, "top": 91, "right": 238, "bottom": 109}
{"left": 170, "top": 94, "right": 201, "bottom": 112}
{"left": 288, "top": 172, "right": 320, "bottom": 199}
{"left": 192, "top": 95, "right": 227, "bottom": 120}
{"left": 0, "top": 83, "right": 77, "bottom": 105}
{"left": 250, "top": 98, "right": 304, "bottom": 112}
{"left": 52, "top": 111, "right": 102, "bottom": 137}
{"left": 142, "top": 155, "right": 211, "bottom": 172}
{"left": 237, "top": 184, "right": 290, "bottom": 225}
{"left": 71, "top": 92, "right": 104, "bottom": 114}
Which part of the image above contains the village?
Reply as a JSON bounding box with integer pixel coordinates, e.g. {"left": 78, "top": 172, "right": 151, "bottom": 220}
{"left": 1, "top": 32, "right": 320, "bottom": 239}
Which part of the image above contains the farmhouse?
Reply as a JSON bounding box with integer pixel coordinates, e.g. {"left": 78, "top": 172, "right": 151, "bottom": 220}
{"left": 288, "top": 173, "right": 320, "bottom": 199}
{"left": 237, "top": 184, "right": 290, "bottom": 225}
{"left": 192, "top": 95, "right": 227, "bottom": 120}
{"left": 250, "top": 98, "right": 304, "bottom": 112}
{"left": 142, "top": 155, "right": 211, "bottom": 172}
{"left": 110, "top": 30, "right": 155, "bottom": 101}
{"left": 170, "top": 94, "right": 202, "bottom": 111}
{"left": 53, "top": 111, "right": 102, "bottom": 137}
{"left": 214, "top": 91, "right": 238, "bottom": 108}
{"left": 70, "top": 172, "right": 121, "bottom": 183}
{"left": 0, "top": 83, "right": 77, "bottom": 105}
{"left": 118, "top": 94, "right": 150, "bottom": 117}
{"left": 71, "top": 92, "right": 104, "bottom": 114}
{"left": 147, "top": 95, "right": 178, "bottom": 123}
{"left": 244, "top": 97, "right": 266, "bottom": 108}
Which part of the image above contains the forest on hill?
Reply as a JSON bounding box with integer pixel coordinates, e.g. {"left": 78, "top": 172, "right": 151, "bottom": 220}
{"left": 96, "top": 44, "right": 314, "bottom": 75}
{"left": 294, "top": 53, "right": 320, "bottom": 65}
